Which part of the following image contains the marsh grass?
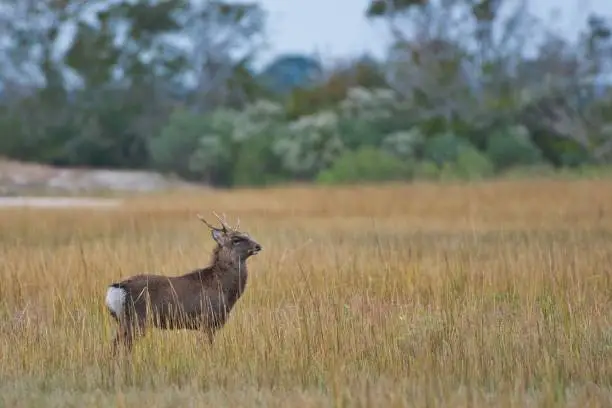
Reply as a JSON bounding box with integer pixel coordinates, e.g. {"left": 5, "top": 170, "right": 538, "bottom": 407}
{"left": 1, "top": 180, "right": 612, "bottom": 407}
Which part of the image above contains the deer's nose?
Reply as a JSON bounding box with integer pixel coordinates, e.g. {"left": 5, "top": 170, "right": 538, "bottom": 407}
{"left": 255, "top": 244, "right": 262, "bottom": 251}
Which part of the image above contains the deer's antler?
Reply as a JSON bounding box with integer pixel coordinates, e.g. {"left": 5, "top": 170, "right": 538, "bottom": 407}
{"left": 198, "top": 212, "right": 239, "bottom": 232}
{"left": 197, "top": 214, "right": 223, "bottom": 231}
{"left": 213, "top": 211, "right": 228, "bottom": 231}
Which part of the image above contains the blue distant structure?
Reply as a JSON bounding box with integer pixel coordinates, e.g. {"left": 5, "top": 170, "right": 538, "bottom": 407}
{"left": 259, "top": 54, "right": 324, "bottom": 94}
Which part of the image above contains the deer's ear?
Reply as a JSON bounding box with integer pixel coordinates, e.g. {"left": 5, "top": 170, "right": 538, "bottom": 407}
{"left": 211, "top": 229, "right": 225, "bottom": 244}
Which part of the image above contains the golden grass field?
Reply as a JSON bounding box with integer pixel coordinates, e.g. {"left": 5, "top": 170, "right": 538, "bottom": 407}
{"left": 1, "top": 179, "right": 612, "bottom": 407}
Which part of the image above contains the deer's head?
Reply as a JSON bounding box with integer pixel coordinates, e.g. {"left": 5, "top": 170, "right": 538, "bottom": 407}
{"left": 198, "top": 212, "right": 262, "bottom": 262}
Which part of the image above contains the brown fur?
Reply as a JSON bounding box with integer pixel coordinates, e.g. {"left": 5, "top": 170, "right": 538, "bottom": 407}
{"left": 106, "top": 215, "right": 261, "bottom": 355}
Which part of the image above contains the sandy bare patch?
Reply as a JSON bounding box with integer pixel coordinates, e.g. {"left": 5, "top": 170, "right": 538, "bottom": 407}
{"left": 0, "top": 197, "right": 122, "bottom": 209}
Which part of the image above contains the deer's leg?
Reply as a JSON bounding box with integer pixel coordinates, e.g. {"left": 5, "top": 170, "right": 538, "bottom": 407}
{"left": 111, "top": 327, "right": 122, "bottom": 356}
{"left": 112, "top": 317, "right": 146, "bottom": 356}
{"left": 111, "top": 323, "right": 132, "bottom": 356}
{"left": 200, "top": 326, "right": 215, "bottom": 348}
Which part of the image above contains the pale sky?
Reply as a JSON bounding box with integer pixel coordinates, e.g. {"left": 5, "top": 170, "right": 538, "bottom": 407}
{"left": 255, "top": 0, "right": 612, "bottom": 66}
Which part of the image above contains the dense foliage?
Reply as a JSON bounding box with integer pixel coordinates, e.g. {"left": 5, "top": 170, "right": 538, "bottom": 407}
{"left": 0, "top": 0, "right": 610, "bottom": 187}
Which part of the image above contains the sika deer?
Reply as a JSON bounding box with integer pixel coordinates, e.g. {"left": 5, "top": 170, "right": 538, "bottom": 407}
{"left": 104, "top": 212, "right": 262, "bottom": 355}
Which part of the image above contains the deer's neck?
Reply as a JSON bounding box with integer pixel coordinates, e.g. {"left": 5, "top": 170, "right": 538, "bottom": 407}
{"left": 209, "top": 247, "right": 249, "bottom": 301}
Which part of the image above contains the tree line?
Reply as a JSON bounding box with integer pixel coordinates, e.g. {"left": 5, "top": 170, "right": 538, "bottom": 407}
{"left": 0, "top": 0, "right": 610, "bottom": 187}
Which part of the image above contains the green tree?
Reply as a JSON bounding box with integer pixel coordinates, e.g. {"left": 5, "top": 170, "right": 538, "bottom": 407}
{"left": 285, "top": 56, "right": 388, "bottom": 119}
{"left": 0, "top": 0, "right": 268, "bottom": 172}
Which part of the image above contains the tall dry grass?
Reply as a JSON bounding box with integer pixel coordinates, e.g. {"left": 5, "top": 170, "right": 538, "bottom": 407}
{"left": 1, "top": 179, "right": 612, "bottom": 407}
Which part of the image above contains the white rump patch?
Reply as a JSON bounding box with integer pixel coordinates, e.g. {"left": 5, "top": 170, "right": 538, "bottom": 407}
{"left": 105, "top": 286, "right": 127, "bottom": 317}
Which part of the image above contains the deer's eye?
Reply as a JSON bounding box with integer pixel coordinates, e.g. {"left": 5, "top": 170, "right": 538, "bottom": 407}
{"left": 231, "top": 236, "right": 243, "bottom": 243}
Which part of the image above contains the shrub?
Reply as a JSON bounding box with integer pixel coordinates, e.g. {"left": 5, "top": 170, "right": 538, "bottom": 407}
{"left": 558, "top": 148, "right": 592, "bottom": 167}
{"left": 559, "top": 165, "right": 612, "bottom": 179}
{"left": 187, "top": 134, "right": 229, "bottom": 184}
{"left": 381, "top": 128, "right": 425, "bottom": 160}
{"left": 337, "top": 87, "right": 407, "bottom": 149}
{"left": 338, "top": 117, "right": 385, "bottom": 149}
{"left": 231, "top": 133, "right": 289, "bottom": 187}
{"left": 423, "top": 132, "right": 470, "bottom": 166}
{"left": 177, "top": 108, "right": 241, "bottom": 186}
{"left": 485, "top": 125, "right": 544, "bottom": 170}
{"left": 413, "top": 160, "right": 440, "bottom": 180}
{"left": 414, "top": 146, "right": 494, "bottom": 181}
{"left": 149, "top": 109, "right": 212, "bottom": 180}
{"left": 500, "top": 164, "right": 557, "bottom": 179}
{"left": 273, "top": 111, "right": 345, "bottom": 179}
{"left": 154, "top": 100, "right": 287, "bottom": 186}
{"left": 451, "top": 146, "right": 495, "bottom": 180}
{"left": 316, "top": 147, "right": 411, "bottom": 185}
{"left": 338, "top": 87, "right": 397, "bottom": 122}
